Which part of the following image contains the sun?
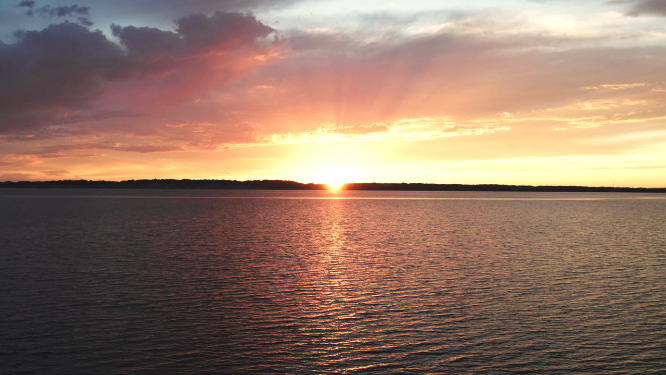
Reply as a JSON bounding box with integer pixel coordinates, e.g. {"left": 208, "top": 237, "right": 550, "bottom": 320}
{"left": 313, "top": 166, "right": 356, "bottom": 190}
{"left": 326, "top": 179, "right": 346, "bottom": 190}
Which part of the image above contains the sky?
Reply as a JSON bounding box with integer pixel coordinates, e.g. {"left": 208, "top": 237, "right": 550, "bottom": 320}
{"left": 0, "top": 0, "right": 665, "bottom": 187}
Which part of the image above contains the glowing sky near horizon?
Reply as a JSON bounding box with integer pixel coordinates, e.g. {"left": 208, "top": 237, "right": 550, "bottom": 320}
{"left": 1, "top": 0, "right": 665, "bottom": 187}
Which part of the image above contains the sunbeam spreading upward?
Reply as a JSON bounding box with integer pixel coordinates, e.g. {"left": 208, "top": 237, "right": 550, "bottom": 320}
{"left": 0, "top": 0, "right": 665, "bottom": 187}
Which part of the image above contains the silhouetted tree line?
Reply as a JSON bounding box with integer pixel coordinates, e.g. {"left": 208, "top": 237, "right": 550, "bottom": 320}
{"left": 0, "top": 179, "right": 327, "bottom": 190}
{"left": 344, "top": 182, "right": 666, "bottom": 193}
{"left": 0, "top": 179, "right": 664, "bottom": 192}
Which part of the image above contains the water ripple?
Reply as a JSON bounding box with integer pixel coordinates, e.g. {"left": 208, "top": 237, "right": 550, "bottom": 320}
{"left": 1, "top": 190, "right": 665, "bottom": 373}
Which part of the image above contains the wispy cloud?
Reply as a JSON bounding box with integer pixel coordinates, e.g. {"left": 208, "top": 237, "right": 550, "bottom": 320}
{"left": 260, "top": 117, "right": 510, "bottom": 146}
{"left": 40, "top": 169, "right": 70, "bottom": 176}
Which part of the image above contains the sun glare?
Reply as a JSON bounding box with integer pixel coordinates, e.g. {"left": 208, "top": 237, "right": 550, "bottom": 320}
{"left": 327, "top": 180, "right": 346, "bottom": 190}
{"left": 313, "top": 166, "right": 356, "bottom": 190}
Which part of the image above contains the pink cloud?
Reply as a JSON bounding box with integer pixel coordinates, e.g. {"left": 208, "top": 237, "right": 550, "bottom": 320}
{"left": 0, "top": 11, "right": 275, "bottom": 133}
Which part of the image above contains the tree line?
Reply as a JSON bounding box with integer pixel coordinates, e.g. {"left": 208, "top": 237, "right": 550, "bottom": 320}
{"left": 1, "top": 179, "right": 664, "bottom": 192}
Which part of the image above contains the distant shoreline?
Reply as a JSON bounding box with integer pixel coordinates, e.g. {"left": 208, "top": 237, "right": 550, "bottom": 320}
{"left": 1, "top": 179, "right": 664, "bottom": 193}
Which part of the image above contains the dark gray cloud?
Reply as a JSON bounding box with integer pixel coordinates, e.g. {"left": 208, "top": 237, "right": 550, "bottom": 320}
{"left": 0, "top": 22, "right": 126, "bottom": 114}
{"left": 0, "top": 11, "right": 274, "bottom": 133}
{"left": 609, "top": 0, "right": 666, "bottom": 16}
{"left": 17, "top": 2, "right": 92, "bottom": 24}
{"left": 17, "top": 0, "right": 36, "bottom": 16}
{"left": 77, "top": 17, "right": 93, "bottom": 26}
{"left": 111, "top": 11, "right": 274, "bottom": 74}
{"left": 176, "top": 11, "right": 273, "bottom": 51}
{"left": 17, "top": 1, "right": 35, "bottom": 9}
{"left": 43, "top": 4, "right": 91, "bottom": 17}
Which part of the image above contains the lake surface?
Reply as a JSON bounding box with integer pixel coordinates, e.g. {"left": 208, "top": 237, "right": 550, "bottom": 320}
{"left": 1, "top": 189, "right": 665, "bottom": 374}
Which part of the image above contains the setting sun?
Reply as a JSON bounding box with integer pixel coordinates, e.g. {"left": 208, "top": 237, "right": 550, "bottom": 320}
{"left": 312, "top": 166, "right": 356, "bottom": 190}
{"left": 327, "top": 180, "right": 345, "bottom": 190}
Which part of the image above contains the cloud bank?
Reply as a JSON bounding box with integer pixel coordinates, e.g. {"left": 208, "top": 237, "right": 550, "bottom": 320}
{"left": 0, "top": 11, "right": 274, "bottom": 134}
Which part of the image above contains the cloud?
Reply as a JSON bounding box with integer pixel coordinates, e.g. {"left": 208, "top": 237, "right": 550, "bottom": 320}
{"left": 17, "top": 0, "right": 35, "bottom": 15}
{"left": 28, "top": 142, "right": 184, "bottom": 155}
{"left": 0, "top": 11, "right": 275, "bottom": 134}
{"left": 77, "top": 17, "right": 93, "bottom": 27}
{"left": 110, "top": 0, "right": 305, "bottom": 14}
{"left": 0, "top": 172, "right": 34, "bottom": 181}
{"left": 17, "top": 2, "right": 92, "bottom": 24}
{"left": 333, "top": 123, "right": 391, "bottom": 135}
{"left": 231, "top": 157, "right": 276, "bottom": 160}
{"left": 44, "top": 5, "right": 90, "bottom": 18}
{"left": 242, "top": 26, "right": 666, "bottom": 125}
{"left": 582, "top": 83, "right": 646, "bottom": 91}
{"left": 74, "top": 14, "right": 660, "bottom": 152}
{"left": 110, "top": 11, "right": 274, "bottom": 75}
{"left": 17, "top": 1, "right": 35, "bottom": 9}
{"left": 610, "top": 0, "right": 666, "bottom": 16}
{"left": 0, "top": 22, "right": 126, "bottom": 115}
{"left": 40, "top": 169, "right": 69, "bottom": 176}
{"left": 147, "top": 16, "right": 659, "bottom": 154}
{"left": 0, "top": 154, "right": 42, "bottom": 167}
{"left": 259, "top": 117, "right": 511, "bottom": 146}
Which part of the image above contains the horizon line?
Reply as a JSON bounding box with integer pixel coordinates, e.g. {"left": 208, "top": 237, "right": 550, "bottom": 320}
{"left": 1, "top": 179, "right": 665, "bottom": 192}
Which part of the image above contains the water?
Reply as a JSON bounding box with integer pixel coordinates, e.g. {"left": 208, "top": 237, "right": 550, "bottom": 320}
{"left": 1, "top": 189, "right": 665, "bottom": 374}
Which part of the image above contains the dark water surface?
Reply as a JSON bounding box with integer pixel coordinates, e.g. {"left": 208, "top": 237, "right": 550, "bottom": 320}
{"left": 1, "top": 189, "right": 665, "bottom": 374}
